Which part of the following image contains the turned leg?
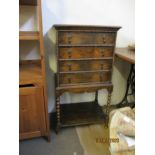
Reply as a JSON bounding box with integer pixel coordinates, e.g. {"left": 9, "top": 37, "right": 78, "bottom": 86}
{"left": 56, "top": 96, "right": 60, "bottom": 133}
{"left": 105, "top": 93, "right": 112, "bottom": 127}
{"left": 94, "top": 91, "right": 98, "bottom": 104}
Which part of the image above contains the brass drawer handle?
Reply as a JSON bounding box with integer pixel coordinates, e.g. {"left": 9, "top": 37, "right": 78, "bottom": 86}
{"left": 67, "top": 50, "right": 72, "bottom": 58}
{"left": 101, "top": 51, "right": 105, "bottom": 57}
{"left": 102, "top": 37, "right": 106, "bottom": 44}
{"left": 100, "top": 64, "right": 104, "bottom": 69}
{"left": 67, "top": 34, "right": 73, "bottom": 44}
{"left": 67, "top": 64, "right": 72, "bottom": 71}
{"left": 68, "top": 77, "right": 71, "bottom": 83}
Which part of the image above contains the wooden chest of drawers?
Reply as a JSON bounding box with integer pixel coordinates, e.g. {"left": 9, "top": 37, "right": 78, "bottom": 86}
{"left": 54, "top": 25, "right": 121, "bottom": 131}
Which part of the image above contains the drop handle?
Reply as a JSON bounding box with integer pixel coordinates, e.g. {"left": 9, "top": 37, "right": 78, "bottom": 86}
{"left": 102, "top": 37, "right": 106, "bottom": 44}
{"left": 67, "top": 50, "right": 72, "bottom": 58}
{"left": 67, "top": 34, "right": 73, "bottom": 44}
{"left": 67, "top": 64, "right": 72, "bottom": 71}
{"left": 101, "top": 51, "right": 105, "bottom": 57}
{"left": 100, "top": 64, "right": 104, "bottom": 69}
{"left": 67, "top": 77, "right": 71, "bottom": 83}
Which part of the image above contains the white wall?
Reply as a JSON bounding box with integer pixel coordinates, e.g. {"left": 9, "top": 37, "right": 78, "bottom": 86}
{"left": 42, "top": 0, "right": 134, "bottom": 46}
{"left": 20, "top": 0, "right": 135, "bottom": 112}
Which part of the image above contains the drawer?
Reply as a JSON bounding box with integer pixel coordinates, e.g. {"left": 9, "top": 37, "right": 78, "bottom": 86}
{"left": 59, "top": 72, "right": 111, "bottom": 85}
{"left": 59, "top": 47, "right": 113, "bottom": 59}
{"left": 59, "top": 60, "right": 112, "bottom": 72}
{"left": 58, "top": 32, "right": 115, "bottom": 45}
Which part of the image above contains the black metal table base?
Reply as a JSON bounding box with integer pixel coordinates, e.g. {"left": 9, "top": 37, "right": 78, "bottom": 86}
{"left": 117, "top": 64, "right": 135, "bottom": 108}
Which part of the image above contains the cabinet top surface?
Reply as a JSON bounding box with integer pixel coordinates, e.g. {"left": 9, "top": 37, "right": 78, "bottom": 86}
{"left": 53, "top": 24, "right": 121, "bottom": 31}
{"left": 19, "top": 0, "right": 37, "bottom": 5}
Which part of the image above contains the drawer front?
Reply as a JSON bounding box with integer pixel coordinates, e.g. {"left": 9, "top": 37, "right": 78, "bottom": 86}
{"left": 59, "top": 72, "right": 111, "bottom": 85}
{"left": 59, "top": 60, "right": 112, "bottom": 72}
{"left": 58, "top": 32, "right": 115, "bottom": 45}
{"left": 59, "top": 47, "right": 113, "bottom": 59}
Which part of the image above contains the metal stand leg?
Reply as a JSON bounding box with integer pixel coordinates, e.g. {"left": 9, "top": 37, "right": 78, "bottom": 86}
{"left": 117, "top": 64, "right": 135, "bottom": 108}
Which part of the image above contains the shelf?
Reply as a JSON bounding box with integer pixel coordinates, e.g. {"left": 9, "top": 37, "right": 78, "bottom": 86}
{"left": 59, "top": 69, "right": 112, "bottom": 74}
{"left": 19, "top": 0, "right": 37, "bottom": 6}
{"left": 19, "top": 60, "right": 43, "bottom": 85}
{"left": 57, "top": 82, "right": 112, "bottom": 90}
{"left": 19, "top": 31, "right": 40, "bottom": 40}
{"left": 60, "top": 101, "right": 106, "bottom": 127}
{"left": 58, "top": 44, "right": 114, "bottom": 47}
{"left": 59, "top": 82, "right": 111, "bottom": 87}
{"left": 59, "top": 57, "right": 113, "bottom": 61}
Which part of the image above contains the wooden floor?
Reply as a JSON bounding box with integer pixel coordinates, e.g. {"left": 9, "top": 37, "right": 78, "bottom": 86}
{"left": 75, "top": 112, "right": 135, "bottom": 155}
{"left": 76, "top": 124, "right": 110, "bottom": 155}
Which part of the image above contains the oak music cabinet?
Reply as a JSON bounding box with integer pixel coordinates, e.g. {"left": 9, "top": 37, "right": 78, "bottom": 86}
{"left": 19, "top": 0, "right": 50, "bottom": 141}
{"left": 54, "top": 25, "right": 121, "bottom": 132}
